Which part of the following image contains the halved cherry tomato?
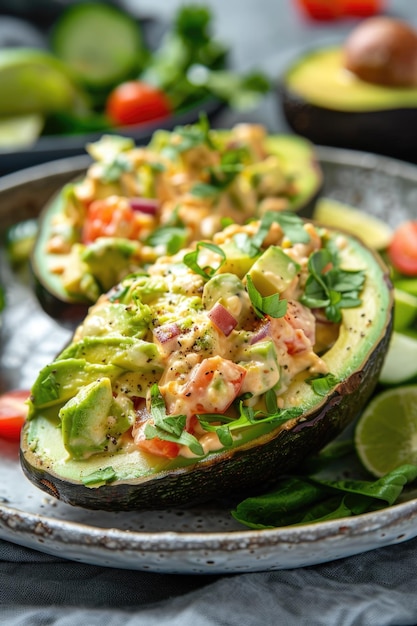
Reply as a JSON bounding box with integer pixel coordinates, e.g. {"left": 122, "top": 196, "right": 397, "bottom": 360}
{"left": 388, "top": 221, "right": 417, "bottom": 276}
{"left": 105, "top": 80, "right": 172, "bottom": 127}
{"left": 0, "top": 389, "right": 30, "bottom": 441}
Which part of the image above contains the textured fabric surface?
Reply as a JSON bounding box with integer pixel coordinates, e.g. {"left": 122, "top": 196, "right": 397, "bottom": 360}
{"left": 2, "top": 537, "right": 417, "bottom": 625}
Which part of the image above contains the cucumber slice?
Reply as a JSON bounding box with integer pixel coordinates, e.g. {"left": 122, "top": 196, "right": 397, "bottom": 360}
{"left": 51, "top": 2, "right": 145, "bottom": 89}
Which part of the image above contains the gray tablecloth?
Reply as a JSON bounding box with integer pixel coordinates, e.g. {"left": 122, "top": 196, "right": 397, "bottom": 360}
{"left": 3, "top": 0, "right": 417, "bottom": 623}
{"left": 3, "top": 536, "right": 417, "bottom": 625}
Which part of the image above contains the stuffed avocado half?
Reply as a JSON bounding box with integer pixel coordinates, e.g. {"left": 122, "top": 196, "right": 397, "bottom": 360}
{"left": 21, "top": 212, "right": 393, "bottom": 510}
{"left": 31, "top": 118, "right": 322, "bottom": 322}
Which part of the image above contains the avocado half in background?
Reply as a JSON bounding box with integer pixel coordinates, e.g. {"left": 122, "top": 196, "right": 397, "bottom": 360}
{"left": 31, "top": 126, "right": 323, "bottom": 325}
{"left": 279, "top": 17, "right": 417, "bottom": 162}
{"left": 21, "top": 217, "right": 393, "bottom": 511}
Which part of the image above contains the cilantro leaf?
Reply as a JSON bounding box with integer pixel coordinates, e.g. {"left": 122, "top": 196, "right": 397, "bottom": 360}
{"left": 301, "top": 249, "right": 365, "bottom": 323}
{"left": 246, "top": 275, "right": 287, "bottom": 318}
{"left": 183, "top": 241, "right": 226, "bottom": 279}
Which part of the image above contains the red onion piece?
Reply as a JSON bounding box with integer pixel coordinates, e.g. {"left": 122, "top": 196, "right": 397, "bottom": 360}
{"left": 129, "top": 197, "right": 159, "bottom": 215}
{"left": 153, "top": 322, "right": 181, "bottom": 344}
{"left": 250, "top": 320, "right": 271, "bottom": 344}
{"left": 208, "top": 302, "right": 237, "bottom": 336}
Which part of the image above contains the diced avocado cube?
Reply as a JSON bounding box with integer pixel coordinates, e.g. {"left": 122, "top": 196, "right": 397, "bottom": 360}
{"left": 82, "top": 237, "right": 142, "bottom": 292}
{"left": 59, "top": 377, "right": 133, "bottom": 460}
{"left": 29, "top": 358, "right": 124, "bottom": 411}
{"left": 248, "top": 246, "right": 300, "bottom": 296}
{"left": 218, "top": 239, "right": 260, "bottom": 278}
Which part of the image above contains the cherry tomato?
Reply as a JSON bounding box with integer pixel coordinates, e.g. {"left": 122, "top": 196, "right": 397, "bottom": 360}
{"left": 0, "top": 389, "right": 30, "bottom": 441}
{"left": 294, "top": 0, "right": 383, "bottom": 20}
{"left": 105, "top": 81, "right": 172, "bottom": 127}
{"left": 388, "top": 221, "right": 417, "bottom": 276}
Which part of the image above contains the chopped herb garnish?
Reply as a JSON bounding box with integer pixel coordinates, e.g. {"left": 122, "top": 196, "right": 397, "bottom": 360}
{"left": 100, "top": 154, "right": 133, "bottom": 183}
{"left": 306, "top": 372, "right": 341, "bottom": 396}
{"left": 301, "top": 248, "right": 366, "bottom": 323}
{"left": 146, "top": 225, "right": 188, "bottom": 255}
{"left": 147, "top": 385, "right": 204, "bottom": 456}
{"left": 198, "top": 400, "right": 302, "bottom": 447}
{"left": 183, "top": 241, "right": 226, "bottom": 279}
{"left": 246, "top": 275, "right": 287, "bottom": 318}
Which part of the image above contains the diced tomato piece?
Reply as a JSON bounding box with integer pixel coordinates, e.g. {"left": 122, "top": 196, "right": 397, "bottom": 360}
{"left": 82, "top": 198, "right": 146, "bottom": 244}
{"left": 136, "top": 436, "right": 180, "bottom": 459}
{"left": 0, "top": 389, "right": 30, "bottom": 441}
{"left": 180, "top": 356, "right": 246, "bottom": 415}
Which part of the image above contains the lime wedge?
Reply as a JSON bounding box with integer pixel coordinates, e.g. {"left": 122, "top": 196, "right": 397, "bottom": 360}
{"left": 0, "top": 114, "right": 43, "bottom": 148}
{"left": 393, "top": 288, "right": 417, "bottom": 331}
{"left": 0, "top": 49, "right": 86, "bottom": 116}
{"left": 355, "top": 385, "right": 417, "bottom": 477}
{"left": 313, "top": 198, "right": 393, "bottom": 250}
{"left": 379, "top": 331, "right": 417, "bottom": 385}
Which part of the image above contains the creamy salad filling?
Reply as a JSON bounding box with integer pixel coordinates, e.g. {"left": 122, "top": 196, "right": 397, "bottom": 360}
{"left": 28, "top": 214, "right": 366, "bottom": 463}
{"left": 44, "top": 120, "right": 303, "bottom": 302}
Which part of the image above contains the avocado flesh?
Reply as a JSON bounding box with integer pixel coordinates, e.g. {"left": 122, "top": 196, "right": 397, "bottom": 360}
{"left": 20, "top": 227, "right": 393, "bottom": 510}
{"left": 284, "top": 47, "right": 417, "bottom": 112}
{"left": 31, "top": 130, "right": 322, "bottom": 323}
{"left": 281, "top": 47, "right": 417, "bottom": 161}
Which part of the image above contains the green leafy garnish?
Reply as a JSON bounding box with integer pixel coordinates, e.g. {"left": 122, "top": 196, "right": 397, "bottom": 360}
{"left": 301, "top": 248, "right": 366, "bottom": 323}
{"left": 246, "top": 275, "right": 287, "bottom": 318}
{"left": 233, "top": 211, "right": 310, "bottom": 259}
{"left": 306, "top": 372, "right": 341, "bottom": 396}
{"left": 100, "top": 154, "right": 133, "bottom": 183}
{"left": 146, "top": 384, "right": 204, "bottom": 456}
{"left": 198, "top": 400, "right": 302, "bottom": 447}
{"left": 232, "top": 464, "right": 417, "bottom": 529}
{"left": 183, "top": 241, "right": 225, "bottom": 279}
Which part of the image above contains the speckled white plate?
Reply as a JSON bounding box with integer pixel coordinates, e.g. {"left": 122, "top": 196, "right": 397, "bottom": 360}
{"left": 1, "top": 146, "right": 417, "bottom": 574}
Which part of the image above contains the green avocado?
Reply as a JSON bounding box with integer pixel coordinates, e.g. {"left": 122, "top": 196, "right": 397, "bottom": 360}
{"left": 31, "top": 123, "right": 322, "bottom": 324}
{"left": 59, "top": 377, "right": 134, "bottom": 460}
{"left": 248, "top": 246, "right": 300, "bottom": 296}
{"left": 281, "top": 46, "right": 417, "bottom": 160}
{"left": 21, "top": 217, "right": 393, "bottom": 511}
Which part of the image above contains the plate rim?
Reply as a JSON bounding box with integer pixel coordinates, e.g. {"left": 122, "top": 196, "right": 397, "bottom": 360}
{"left": 1, "top": 143, "right": 417, "bottom": 572}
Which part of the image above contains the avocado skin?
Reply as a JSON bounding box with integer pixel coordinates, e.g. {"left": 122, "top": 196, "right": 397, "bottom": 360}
{"left": 281, "top": 85, "right": 417, "bottom": 163}
{"left": 20, "top": 314, "right": 392, "bottom": 511}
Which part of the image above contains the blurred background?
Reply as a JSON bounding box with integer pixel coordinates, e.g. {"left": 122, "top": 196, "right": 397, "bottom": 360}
{"left": 0, "top": 0, "right": 414, "bottom": 173}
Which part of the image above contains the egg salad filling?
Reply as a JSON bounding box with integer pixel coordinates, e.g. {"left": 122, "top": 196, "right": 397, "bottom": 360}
{"left": 28, "top": 213, "right": 366, "bottom": 463}
{"left": 43, "top": 118, "right": 310, "bottom": 302}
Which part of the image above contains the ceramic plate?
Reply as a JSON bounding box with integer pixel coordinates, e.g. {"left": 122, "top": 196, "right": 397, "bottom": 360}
{"left": 1, "top": 147, "right": 417, "bottom": 574}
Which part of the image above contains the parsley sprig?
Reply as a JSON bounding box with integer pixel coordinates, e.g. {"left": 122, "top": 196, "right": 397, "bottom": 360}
{"left": 246, "top": 275, "right": 287, "bottom": 318}
{"left": 183, "top": 241, "right": 226, "bottom": 279}
{"left": 301, "top": 248, "right": 365, "bottom": 323}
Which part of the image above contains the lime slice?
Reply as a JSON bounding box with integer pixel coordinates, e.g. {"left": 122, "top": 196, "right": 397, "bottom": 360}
{"left": 393, "top": 288, "right": 417, "bottom": 331}
{"left": 355, "top": 385, "right": 417, "bottom": 477}
{"left": 313, "top": 198, "right": 393, "bottom": 250}
{"left": 0, "top": 48, "right": 86, "bottom": 116}
{"left": 379, "top": 331, "right": 417, "bottom": 385}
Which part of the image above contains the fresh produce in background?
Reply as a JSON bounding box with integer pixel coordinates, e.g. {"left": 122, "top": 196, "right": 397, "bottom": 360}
{"left": 0, "top": 3, "right": 270, "bottom": 148}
